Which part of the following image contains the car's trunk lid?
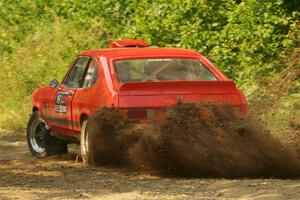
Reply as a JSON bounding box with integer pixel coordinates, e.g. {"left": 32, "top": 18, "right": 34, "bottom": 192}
{"left": 118, "top": 81, "right": 242, "bottom": 109}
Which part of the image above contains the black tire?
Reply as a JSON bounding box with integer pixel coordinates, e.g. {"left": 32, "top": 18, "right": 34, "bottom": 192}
{"left": 81, "top": 108, "right": 130, "bottom": 165}
{"left": 26, "top": 111, "right": 68, "bottom": 157}
{"left": 80, "top": 109, "right": 116, "bottom": 164}
{"left": 81, "top": 118, "right": 104, "bottom": 164}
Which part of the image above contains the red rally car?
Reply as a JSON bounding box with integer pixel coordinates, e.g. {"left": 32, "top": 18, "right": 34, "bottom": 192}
{"left": 26, "top": 40, "right": 247, "bottom": 161}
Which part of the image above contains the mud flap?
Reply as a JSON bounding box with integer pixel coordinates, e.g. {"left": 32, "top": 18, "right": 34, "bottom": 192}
{"left": 41, "top": 127, "right": 68, "bottom": 155}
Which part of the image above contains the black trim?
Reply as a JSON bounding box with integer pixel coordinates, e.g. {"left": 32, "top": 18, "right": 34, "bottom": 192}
{"left": 46, "top": 117, "right": 80, "bottom": 128}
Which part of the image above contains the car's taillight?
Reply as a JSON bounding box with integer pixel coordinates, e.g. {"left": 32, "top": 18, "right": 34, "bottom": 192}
{"left": 128, "top": 109, "right": 147, "bottom": 119}
{"left": 119, "top": 109, "right": 166, "bottom": 121}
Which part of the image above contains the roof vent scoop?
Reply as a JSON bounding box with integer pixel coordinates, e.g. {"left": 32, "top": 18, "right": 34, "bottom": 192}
{"left": 110, "top": 40, "right": 148, "bottom": 48}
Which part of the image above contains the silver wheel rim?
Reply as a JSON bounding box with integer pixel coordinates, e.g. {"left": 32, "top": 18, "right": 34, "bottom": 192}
{"left": 30, "top": 119, "right": 45, "bottom": 154}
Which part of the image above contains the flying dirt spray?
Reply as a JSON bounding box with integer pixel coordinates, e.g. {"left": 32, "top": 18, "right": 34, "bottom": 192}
{"left": 87, "top": 103, "right": 300, "bottom": 178}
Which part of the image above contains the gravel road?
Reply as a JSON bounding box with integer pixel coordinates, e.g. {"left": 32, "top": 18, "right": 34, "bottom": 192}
{"left": 0, "top": 130, "right": 299, "bottom": 200}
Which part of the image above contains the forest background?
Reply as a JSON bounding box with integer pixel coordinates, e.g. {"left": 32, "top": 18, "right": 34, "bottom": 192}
{"left": 0, "top": 0, "right": 299, "bottom": 131}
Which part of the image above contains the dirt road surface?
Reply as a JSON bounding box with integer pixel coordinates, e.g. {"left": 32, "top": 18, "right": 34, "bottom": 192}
{"left": 0, "top": 130, "right": 300, "bottom": 200}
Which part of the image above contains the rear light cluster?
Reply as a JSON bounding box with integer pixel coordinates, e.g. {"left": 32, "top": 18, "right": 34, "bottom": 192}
{"left": 119, "top": 109, "right": 166, "bottom": 121}
{"left": 119, "top": 105, "right": 244, "bottom": 121}
{"left": 232, "top": 105, "right": 243, "bottom": 116}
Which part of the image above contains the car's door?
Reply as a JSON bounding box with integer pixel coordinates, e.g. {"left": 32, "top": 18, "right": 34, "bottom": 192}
{"left": 46, "top": 56, "right": 91, "bottom": 135}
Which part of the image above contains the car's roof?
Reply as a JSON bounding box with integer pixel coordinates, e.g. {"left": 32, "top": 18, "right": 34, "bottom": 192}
{"left": 79, "top": 47, "right": 200, "bottom": 59}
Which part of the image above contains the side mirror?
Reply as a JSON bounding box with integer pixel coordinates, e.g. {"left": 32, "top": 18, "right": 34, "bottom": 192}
{"left": 49, "top": 79, "right": 59, "bottom": 89}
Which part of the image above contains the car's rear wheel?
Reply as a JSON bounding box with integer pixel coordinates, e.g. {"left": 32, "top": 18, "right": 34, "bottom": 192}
{"left": 80, "top": 120, "right": 90, "bottom": 163}
{"left": 80, "top": 108, "right": 129, "bottom": 165}
{"left": 27, "top": 111, "right": 68, "bottom": 157}
{"left": 81, "top": 119, "right": 99, "bottom": 164}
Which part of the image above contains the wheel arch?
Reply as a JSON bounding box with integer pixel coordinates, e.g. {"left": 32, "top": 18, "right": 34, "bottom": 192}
{"left": 79, "top": 113, "right": 89, "bottom": 127}
{"left": 32, "top": 106, "right": 39, "bottom": 113}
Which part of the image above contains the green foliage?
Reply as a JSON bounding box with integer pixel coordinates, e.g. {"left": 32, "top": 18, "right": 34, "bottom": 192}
{"left": 0, "top": 0, "right": 299, "bottom": 130}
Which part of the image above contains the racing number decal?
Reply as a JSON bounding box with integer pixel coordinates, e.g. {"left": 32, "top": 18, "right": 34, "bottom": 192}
{"left": 55, "top": 92, "right": 69, "bottom": 114}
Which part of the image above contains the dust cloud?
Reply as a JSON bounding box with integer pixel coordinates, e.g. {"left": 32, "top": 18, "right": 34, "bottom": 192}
{"left": 87, "top": 103, "right": 300, "bottom": 178}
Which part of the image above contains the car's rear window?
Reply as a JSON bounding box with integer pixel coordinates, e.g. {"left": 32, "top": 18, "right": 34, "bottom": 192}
{"left": 113, "top": 58, "right": 218, "bottom": 83}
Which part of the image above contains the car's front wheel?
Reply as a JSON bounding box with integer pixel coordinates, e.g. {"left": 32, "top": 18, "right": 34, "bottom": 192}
{"left": 26, "top": 111, "right": 68, "bottom": 157}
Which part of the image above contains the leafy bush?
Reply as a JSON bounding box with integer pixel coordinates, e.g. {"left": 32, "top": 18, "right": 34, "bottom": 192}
{"left": 0, "top": 0, "right": 299, "bottom": 130}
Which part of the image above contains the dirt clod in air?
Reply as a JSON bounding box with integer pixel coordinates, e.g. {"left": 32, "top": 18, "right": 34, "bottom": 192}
{"left": 87, "top": 103, "right": 300, "bottom": 178}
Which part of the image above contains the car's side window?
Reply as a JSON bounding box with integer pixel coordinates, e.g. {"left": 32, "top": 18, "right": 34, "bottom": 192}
{"left": 82, "top": 59, "right": 99, "bottom": 88}
{"left": 63, "top": 56, "right": 90, "bottom": 88}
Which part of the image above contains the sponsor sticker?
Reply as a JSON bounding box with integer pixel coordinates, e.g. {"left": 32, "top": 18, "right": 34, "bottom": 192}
{"left": 55, "top": 92, "right": 69, "bottom": 114}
